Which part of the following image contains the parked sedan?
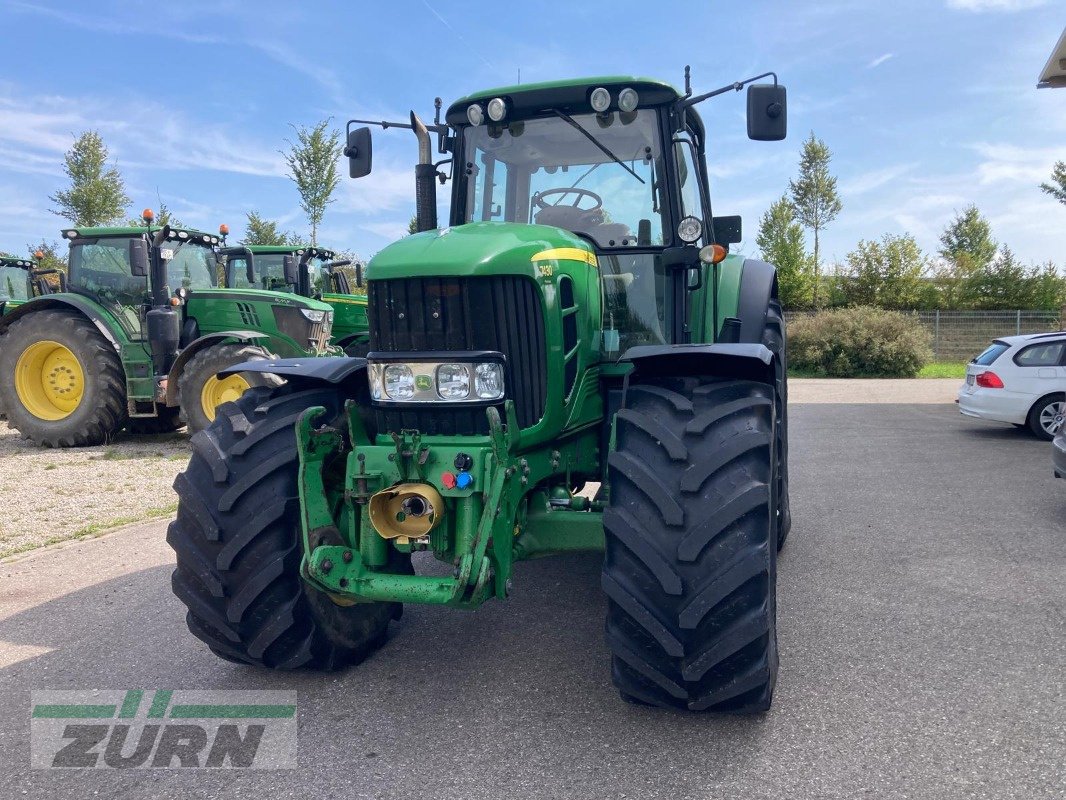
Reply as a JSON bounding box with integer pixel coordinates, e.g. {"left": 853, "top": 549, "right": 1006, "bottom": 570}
{"left": 958, "top": 332, "right": 1065, "bottom": 441}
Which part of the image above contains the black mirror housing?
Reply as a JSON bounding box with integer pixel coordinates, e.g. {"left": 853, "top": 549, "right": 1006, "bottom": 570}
{"left": 355, "top": 263, "right": 365, "bottom": 288}
{"left": 283, "top": 254, "right": 299, "bottom": 286}
{"left": 129, "top": 239, "right": 149, "bottom": 277}
{"left": 712, "top": 215, "right": 743, "bottom": 244}
{"left": 747, "top": 84, "right": 787, "bottom": 141}
{"left": 346, "top": 127, "right": 373, "bottom": 179}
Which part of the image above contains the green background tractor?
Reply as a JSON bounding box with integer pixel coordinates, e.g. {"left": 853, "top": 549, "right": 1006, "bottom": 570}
{"left": 0, "top": 256, "right": 38, "bottom": 316}
{"left": 0, "top": 218, "right": 337, "bottom": 446}
{"left": 221, "top": 244, "right": 371, "bottom": 355}
{"left": 169, "top": 71, "right": 792, "bottom": 713}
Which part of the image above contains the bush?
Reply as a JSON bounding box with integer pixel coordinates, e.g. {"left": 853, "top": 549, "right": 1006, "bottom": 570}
{"left": 788, "top": 306, "right": 933, "bottom": 378}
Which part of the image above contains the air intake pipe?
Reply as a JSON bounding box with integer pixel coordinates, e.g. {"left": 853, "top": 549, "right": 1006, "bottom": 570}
{"left": 411, "top": 112, "right": 437, "bottom": 233}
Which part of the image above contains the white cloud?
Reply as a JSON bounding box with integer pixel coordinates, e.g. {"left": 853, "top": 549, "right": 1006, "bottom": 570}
{"left": 840, "top": 163, "right": 918, "bottom": 196}
{"left": 945, "top": 0, "right": 1049, "bottom": 12}
{"left": 867, "top": 53, "right": 895, "bottom": 69}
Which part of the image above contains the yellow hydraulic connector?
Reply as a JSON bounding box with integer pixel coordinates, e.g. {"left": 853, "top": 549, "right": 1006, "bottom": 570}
{"left": 368, "top": 483, "right": 445, "bottom": 542}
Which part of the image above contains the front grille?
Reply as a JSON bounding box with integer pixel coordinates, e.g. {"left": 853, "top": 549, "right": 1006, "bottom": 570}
{"left": 369, "top": 275, "right": 547, "bottom": 435}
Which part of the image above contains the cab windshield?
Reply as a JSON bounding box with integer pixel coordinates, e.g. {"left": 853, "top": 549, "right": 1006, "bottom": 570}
{"left": 226, "top": 254, "right": 327, "bottom": 294}
{"left": 461, "top": 109, "right": 666, "bottom": 249}
{"left": 164, "top": 241, "right": 217, "bottom": 290}
{"left": 0, "top": 266, "right": 29, "bottom": 301}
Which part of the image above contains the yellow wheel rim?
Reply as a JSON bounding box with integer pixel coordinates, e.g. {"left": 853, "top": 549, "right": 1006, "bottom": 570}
{"left": 200, "top": 373, "right": 251, "bottom": 422}
{"left": 14, "top": 340, "right": 84, "bottom": 420}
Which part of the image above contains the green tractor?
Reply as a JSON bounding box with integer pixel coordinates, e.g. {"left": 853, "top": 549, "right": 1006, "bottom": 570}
{"left": 220, "top": 245, "right": 371, "bottom": 355}
{"left": 0, "top": 214, "right": 337, "bottom": 446}
{"left": 169, "top": 70, "right": 792, "bottom": 713}
{"left": 0, "top": 255, "right": 38, "bottom": 316}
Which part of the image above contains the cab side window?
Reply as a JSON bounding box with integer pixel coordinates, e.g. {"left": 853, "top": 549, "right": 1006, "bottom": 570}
{"left": 1014, "top": 341, "right": 1065, "bottom": 367}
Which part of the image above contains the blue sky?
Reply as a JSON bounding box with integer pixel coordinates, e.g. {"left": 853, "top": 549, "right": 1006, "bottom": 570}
{"left": 0, "top": 0, "right": 1063, "bottom": 268}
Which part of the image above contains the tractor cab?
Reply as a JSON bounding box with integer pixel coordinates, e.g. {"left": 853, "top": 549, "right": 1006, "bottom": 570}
{"left": 0, "top": 256, "right": 37, "bottom": 315}
{"left": 221, "top": 244, "right": 370, "bottom": 355}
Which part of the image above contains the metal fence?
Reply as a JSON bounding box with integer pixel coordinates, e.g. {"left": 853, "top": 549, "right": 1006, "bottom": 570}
{"left": 783, "top": 309, "right": 1065, "bottom": 361}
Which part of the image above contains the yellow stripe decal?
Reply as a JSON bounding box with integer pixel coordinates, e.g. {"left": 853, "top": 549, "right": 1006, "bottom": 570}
{"left": 530, "top": 247, "right": 598, "bottom": 267}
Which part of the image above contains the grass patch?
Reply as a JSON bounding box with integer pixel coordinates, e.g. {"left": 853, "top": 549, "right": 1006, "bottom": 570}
{"left": 917, "top": 362, "right": 968, "bottom": 379}
{"left": 0, "top": 503, "right": 178, "bottom": 561}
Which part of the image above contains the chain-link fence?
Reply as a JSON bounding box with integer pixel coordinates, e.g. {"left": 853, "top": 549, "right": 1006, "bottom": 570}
{"left": 784, "top": 309, "right": 1065, "bottom": 361}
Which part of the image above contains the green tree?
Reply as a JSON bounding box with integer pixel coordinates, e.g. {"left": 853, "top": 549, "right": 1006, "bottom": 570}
{"left": 282, "top": 119, "right": 341, "bottom": 246}
{"left": 1040, "top": 161, "right": 1066, "bottom": 206}
{"left": 49, "top": 131, "right": 130, "bottom": 226}
{"left": 789, "top": 132, "right": 843, "bottom": 307}
{"left": 936, "top": 206, "right": 998, "bottom": 308}
{"left": 965, "top": 247, "right": 1065, "bottom": 310}
{"left": 240, "top": 211, "right": 300, "bottom": 246}
{"left": 407, "top": 215, "right": 419, "bottom": 235}
{"left": 24, "top": 240, "right": 67, "bottom": 289}
{"left": 756, "top": 195, "right": 814, "bottom": 308}
{"left": 836, "top": 234, "right": 929, "bottom": 309}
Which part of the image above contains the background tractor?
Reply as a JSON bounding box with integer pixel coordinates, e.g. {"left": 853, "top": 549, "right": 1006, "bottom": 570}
{"left": 0, "top": 214, "right": 337, "bottom": 446}
{"left": 220, "top": 244, "right": 370, "bottom": 356}
{"left": 0, "top": 256, "right": 39, "bottom": 316}
{"left": 169, "top": 70, "right": 792, "bottom": 713}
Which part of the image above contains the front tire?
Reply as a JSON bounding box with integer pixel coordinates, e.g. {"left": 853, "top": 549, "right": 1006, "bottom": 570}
{"left": 603, "top": 378, "right": 778, "bottom": 713}
{"left": 1027, "top": 394, "right": 1064, "bottom": 441}
{"left": 0, "top": 310, "right": 127, "bottom": 447}
{"left": 177, "top": 343, "right": 281, "bottom": 434}
{"left": 762, "top": 300, "right": 791, "bottom": 550}
{"left": 168, "top": 385, "right": 405, "bottom": 669}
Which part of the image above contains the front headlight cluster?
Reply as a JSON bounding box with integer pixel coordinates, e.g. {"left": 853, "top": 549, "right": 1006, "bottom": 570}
{"left": 368, "top": 360, "right": 505, "bottom": 403}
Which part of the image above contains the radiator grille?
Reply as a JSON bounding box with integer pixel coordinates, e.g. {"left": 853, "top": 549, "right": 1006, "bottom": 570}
{"left": 369, "top": 275, "right": 547, "bottom": 435}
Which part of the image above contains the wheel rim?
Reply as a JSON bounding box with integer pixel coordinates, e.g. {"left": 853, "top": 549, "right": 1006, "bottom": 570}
{"left": 14, "top": 340, "right": 84, "bottom": 420}
{"left": 200, "top": 374, "right": 251, "bottom": 422}
{"left": 1042, "top": 401, "right": 1065, "bottom": 435}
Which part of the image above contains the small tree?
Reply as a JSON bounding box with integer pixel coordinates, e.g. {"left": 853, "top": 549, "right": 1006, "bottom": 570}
{"left": 49, "top": 131, "right": 130, "bottom": 226}
{"left": 1040, "top": 161, "right": 1066, "bottom": 206}
{"left": 24, "top": 241, "right": 67, "bottom": 289}
{"left": 936, "top": 206, "right": 999, "bottom": 308}
{"left": 755, "top": 195, "right": 813, "bottom": 308}
{"left": 789, "top": 132, "right": 842, "bottom": 307}
{"left": 837, "top": 234, "right": 929, "bottom": 309}
{"left": 282, "top": 120, "right": 341, "bottom": 247}
{"left": 407, "top": 215, "right": 419, "bottom": 235}
{"left": 241, "top": 211, "right": 300, "bottom": 246}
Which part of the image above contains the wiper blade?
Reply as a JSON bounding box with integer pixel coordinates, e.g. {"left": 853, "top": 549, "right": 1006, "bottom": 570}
{"left": 551, "top": 109, "right": 645, "bottom": 185}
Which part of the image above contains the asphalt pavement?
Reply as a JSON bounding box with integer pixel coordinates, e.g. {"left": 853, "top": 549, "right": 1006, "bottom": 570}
{"left": 1, "top": 402, "right": 1063, "bottom": 799}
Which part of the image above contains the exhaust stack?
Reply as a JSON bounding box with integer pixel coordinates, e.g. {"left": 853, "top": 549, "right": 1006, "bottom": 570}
{"left": 410, "top": 112, "right": 437, "bottom": 233}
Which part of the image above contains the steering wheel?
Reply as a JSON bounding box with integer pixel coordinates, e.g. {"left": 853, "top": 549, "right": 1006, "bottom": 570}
{"left": 532, "top": 187, "right": 603, "bottom": 213}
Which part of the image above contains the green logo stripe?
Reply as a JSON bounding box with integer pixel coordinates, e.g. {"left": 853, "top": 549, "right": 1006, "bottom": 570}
{"left": 118, "top": 690, "right": 143, "bottom": 718}
{"left": 147, "top": 690, "right": 172, "bottom": 719}
{"left": 169, "top": 704, "right": 296, "bottom": 719}
{"left": 32, "top": 704, "right": 116, "bottom": 719}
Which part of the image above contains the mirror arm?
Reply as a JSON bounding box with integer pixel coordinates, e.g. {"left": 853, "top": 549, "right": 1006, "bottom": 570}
{"left": 679, "top": 71, "right": 778, "bottom": 109}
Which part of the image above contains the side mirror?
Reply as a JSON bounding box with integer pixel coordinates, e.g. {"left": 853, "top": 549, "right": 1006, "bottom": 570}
{"left": 712, "top": 215, "right": 743, "bottom": 244}
{"left": 245, "top": 259, "right": 255, "bottom": 284}
{"left": 345, "top": 127, "right": 373, "bottom": 179}
{"left": 283, "top": 254, "right": 299, "bottom": 286}
{"left": 129, "top": 239, "right": 149, "bottom": 277}
{"left": 747, "top": 84, "right": 787, "bottom": 141}
{"left": 355, "top": 263, "right": 364, "bottom": 287}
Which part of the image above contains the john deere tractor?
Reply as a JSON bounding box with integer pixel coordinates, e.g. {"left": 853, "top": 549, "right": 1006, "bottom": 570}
{"left": 169, "top": 70, "right": 792, "bottom": 713}
{"left": 0, "top": 215, "right": 336, "bottom": 446}
{"left": 0, "top": 256, "right": 38, "bottom": 316}
{"left": 221, "top": 245, "right": 370, "bottom": 355}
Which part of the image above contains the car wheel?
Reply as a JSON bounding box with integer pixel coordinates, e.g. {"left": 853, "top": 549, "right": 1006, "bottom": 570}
{"left": 1027, "top": 394, "right": 1065, "bottom": 441}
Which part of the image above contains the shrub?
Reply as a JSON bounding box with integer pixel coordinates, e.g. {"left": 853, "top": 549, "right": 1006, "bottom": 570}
{"left": 788, "top": 306, "right": 933, "bottom": 378}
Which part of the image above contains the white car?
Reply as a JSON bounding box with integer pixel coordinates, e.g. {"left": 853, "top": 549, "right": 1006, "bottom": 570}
{"left": 958, "top": 332, "right": 1066, "bottom": 440}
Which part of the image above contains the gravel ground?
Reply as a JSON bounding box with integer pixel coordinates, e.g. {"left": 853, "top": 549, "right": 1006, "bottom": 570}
{"left": 0, "top": 378, "right": 964, "bottom": 559}
{"left": 0, "top": 422, "right": 189, "bottom": 558}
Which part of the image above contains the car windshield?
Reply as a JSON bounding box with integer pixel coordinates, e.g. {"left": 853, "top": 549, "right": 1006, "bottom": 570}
{"left": 973, "top": 341, "right": 1009, "bottom": 365}
{"left": 164, "top": 241, "right": 217, "bottom": 290}
{"left": 0, "top": 266, "right": 29, "bottom": 301}
{"left": 461, "top": 109, "right": 666, "bottom": 248}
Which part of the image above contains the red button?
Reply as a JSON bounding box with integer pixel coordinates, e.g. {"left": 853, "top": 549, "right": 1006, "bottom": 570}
{"left": 441, "top": 472, "right": 457, "bottom": 489}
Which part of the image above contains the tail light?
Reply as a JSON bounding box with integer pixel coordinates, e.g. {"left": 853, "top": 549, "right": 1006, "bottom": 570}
{"left": 976, "top": 371, "right": 1004, "bottom": 389}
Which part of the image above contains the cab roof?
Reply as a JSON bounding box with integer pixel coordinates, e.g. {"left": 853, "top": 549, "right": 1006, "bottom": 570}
{"left": 0, "top": 256, "right": 34, "bottom": 269}
{"left": 446, "top": 76, "right": 683, "bottom": 126}
{"left": 242, "top": 245, "right": 337, "bottom": 259}
{"left": 61, "top": 225, "right": 221, "bottom": 245}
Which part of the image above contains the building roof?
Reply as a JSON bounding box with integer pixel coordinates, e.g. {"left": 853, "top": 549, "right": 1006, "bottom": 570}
{"left": 1038, "top": 27, "right": 1066, "bottom": 88}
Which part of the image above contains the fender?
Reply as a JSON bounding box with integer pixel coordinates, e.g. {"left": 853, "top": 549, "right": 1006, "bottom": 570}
{"left": 623, "top": 343, "right": 775, "bottom": 384}
{"left": 736, "top": 259, "right": 779, "bottom": 344}
{"left": 165, "top": 331, "right": 274, "bottom": 406}
{"left": 335, "top": 332, "right": 369, "bottom": 349}
{"left": 0, "top": 296, "right": 124, "bottom": 352}
{"left": 219, "top": 356, "right": 368, "bottom": 392}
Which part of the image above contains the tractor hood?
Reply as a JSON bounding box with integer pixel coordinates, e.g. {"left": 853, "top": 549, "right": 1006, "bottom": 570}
{"left": 368, "top": 222, "right": 595, "bottom": 280}
{"left": 187, "top": 287, "right": 333, "bottom": 312}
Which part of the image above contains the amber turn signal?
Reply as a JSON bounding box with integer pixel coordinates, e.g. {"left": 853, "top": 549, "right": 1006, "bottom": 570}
{"left": 699, "top": 243, "right": 728, "bottom": 264}
{"left": 142, "top": 208, "right": 155, "bottom": 222}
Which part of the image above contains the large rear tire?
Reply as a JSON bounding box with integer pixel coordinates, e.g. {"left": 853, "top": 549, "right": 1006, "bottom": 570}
{"left": 0, "top": 310, "right": 127, "bottom": 447}
{"left": 762, "top": 300, "right": 791, "bottom": 550}
{"left": 603, "top": 378, "right": 778, "bottom": 713}
{"left": 177, "top": 343, "right": 281, "bottom": 435}
{"left": 168, "top": 385, "right": 406, "bottom": 670}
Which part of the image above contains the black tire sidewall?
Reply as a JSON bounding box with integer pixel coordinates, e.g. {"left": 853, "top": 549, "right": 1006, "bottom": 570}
{"left": 178, "top": 344, "right": 279, "bottom": 433}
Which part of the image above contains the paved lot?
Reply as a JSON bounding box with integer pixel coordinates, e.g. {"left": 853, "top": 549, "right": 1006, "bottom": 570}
{"left": 0, "top": 401, "right": 1062, "bottom": 799}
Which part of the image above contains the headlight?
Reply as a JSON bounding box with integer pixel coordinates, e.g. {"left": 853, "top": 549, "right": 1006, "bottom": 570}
{"left": 368, "top": 356, "right": 505, "bottom": 404}
{"left": 301, "top": 309, "right": 327, "bottom": 323}
{"left": 383, "top": 364, "right": 415, "bottom": 400}
{"left": 677, "top": 215, "right": 703, "bottom": 244}
{"left": 474, "top": 362, "right": 504, "bottom": 399}
{"left": 618, "top": 87, "right": 639, "bottom": 112}
{"left": 590, "top": 86, "right": 611, "bottom": 113}
{"left": 437, "top": 364, "right": 471, "bottom": 400}
{"left": 467, "top": 104, "right": 484, "bottom": 126}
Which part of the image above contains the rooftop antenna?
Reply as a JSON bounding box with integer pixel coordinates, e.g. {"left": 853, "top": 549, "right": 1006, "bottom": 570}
{"left": 518, "top": 67, "right": 521, "bottom": 85}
